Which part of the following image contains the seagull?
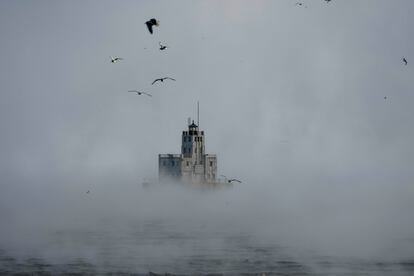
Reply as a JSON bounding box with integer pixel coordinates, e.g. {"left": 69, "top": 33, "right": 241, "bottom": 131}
{"left": 403, "top": 58, "right": 408, "bottom": 65}
{"left": 145, "top": 18, "right": 159, "bottom": 34}
{"left": 152, "top": 77, "right": 176, "bottom": 85}
{"left": 128, "top": 90, "right": 152, "bottom": 97}
{"left": 110, "top": 56, "right": 123, "bottom": 63}
{"left": 159, "top": 42, "right": 168, "bottom": 50}
{"left": 220, "top": 175, "right": 242, "bottom": 183}
{"left": 228, "top": 179, "right": 242, "bottom": 184}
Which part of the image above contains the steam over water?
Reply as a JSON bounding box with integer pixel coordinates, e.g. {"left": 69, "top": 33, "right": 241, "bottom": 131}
{"left": 1, "top": 180, "right": 414, "bottom": 275}
{"left": 1, "top": 0, "right": 414, "bottom": 274}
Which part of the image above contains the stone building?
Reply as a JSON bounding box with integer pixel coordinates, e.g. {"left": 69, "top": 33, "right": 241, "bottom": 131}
{"left": 158, "top": 120, "right": 217, "bottom": 185}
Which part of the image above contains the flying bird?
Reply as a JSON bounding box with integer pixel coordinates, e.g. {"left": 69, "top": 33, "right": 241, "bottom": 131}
{"left": 384, "top": 96, "right": 387, "bottom": 100}
{"left": 221, "top": 175, "right": 242, "bottom": 183}
{"left": 128, "top": 90, "right": 152, "bottom": 97}
{"left": 145, "top": 18, "right": 159, "bottom": 34}
{"left": 110, "top": 56, "right": 123, "bottom": 63}
{"left": 403, "top": 58, "right": 408, "bottom": 65}
{"left": 152, "top": 77, "right": 176, "bottom": 85}
{"left": 159, "top": 42, "right": 168, "bottom": 50}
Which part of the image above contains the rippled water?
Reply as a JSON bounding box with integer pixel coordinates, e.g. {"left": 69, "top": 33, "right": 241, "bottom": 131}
{"left": 1, "top": 219, "right": 413, "bottom": 275}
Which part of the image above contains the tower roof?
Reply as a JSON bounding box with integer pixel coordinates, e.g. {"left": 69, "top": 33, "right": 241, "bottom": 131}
{"left": 189, "top": 122, "right": 198, "bottom": 128}
{"left": 189, "top": 120, "right": 198, "bottom": 129}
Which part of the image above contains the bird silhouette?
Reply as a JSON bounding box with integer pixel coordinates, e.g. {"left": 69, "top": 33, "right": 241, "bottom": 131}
{"left": 403, "top": 58, "right": 408, "bottom": 65}
{"left": 152, "top": 77, "right": 176, "bottom": 85}
{"left": 159, "top": 42, "right": 168, "bottom": 50}
{"left": 228, "top": 179, "right": 242, "bottom": 184}
{"left": 128, "top": 90, "right": 152, "bottom": 97}
{"left": 145, "top": 18, "right": 159, "bottom": 34}
{"left": 221, "top": 175, "right": 242, "bottom": 183}
{"left": 110, "top": 56, "right": 123, "bottom": 63}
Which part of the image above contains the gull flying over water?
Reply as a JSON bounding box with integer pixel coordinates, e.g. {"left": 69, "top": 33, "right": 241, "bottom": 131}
{"left": 221, "top": 175, "right": 242, "bottom": 184}
{"left": 152, "top": 77, "right": 176, "bottom": 85}
{"left": 128, "top": 90, "right": 152, "bottom": 97}
{"left": 145, "top": 18, "right": 159, "bottom": 34}
{"left": 403, "top": 58, "right": 408, "bottom": 65}
{"left": 110, "top": 56, "right": 123, "bottom": 63}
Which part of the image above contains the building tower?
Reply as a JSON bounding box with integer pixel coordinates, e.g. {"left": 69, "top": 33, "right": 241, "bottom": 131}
{"left": 158, "top": 115, "right": 217, "bottom": 185}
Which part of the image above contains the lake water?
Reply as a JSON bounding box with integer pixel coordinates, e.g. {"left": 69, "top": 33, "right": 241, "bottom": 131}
{"left": 1, "top": 218, "right": 413, "bottom": 275}
{"left": 1, "top": 184, "right": 414, "bottom": 275}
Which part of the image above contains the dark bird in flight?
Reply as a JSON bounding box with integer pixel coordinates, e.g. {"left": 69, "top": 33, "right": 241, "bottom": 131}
{"left": 295, "top": 2, "right": 308, "bottom": 8}
{"left": 145, "top": 18, "right": 159, "bottom": 34}
{"left": 128, "top": 90, "right": 152, "bottom": 97}
{"left": 221, "top": 175, "right": 242, "bottom": 183}
{"left": 159, "top": 42, "right": 168, "bottom": 50}
{"left": 403, "top": 58, "right": 408, "bottom": 65}
{"left": 152, "top": 77, "right": 176, "bottom": 85}
{"left": 384, "top": 96, "right": 387, "bottom": 100}
{"left": 110, "top": 56, "right": 123, "bottom": 63}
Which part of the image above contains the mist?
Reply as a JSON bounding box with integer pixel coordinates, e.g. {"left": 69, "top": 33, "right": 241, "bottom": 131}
{"left": 1, "top": 0, "right": 414, "bottom": 274}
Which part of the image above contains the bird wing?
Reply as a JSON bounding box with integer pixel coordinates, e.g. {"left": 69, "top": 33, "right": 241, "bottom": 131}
{"left": 152, "top": 79, "right": 160, "bottom": 85}
{"left": 143, "top": 92, "right": 153, "bottom": 97}
{"left": 166, "top": 77, "right": 176, "bottom": 81}
{"left": 128, "top": 90, "right": 138, "bottom": 94}
{"left": 146, "top": 21, "right": 153, "bottom": 34}
{"left": 230, "top": 179, "right": 242, "bottom": 183}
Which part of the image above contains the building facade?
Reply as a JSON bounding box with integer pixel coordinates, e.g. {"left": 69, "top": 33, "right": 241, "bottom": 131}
{"left": 159, "top": 120, "right": 217, "bottom": 185}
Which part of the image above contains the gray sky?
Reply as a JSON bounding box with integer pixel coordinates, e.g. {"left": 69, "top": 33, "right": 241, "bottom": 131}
{"left": 1, "top": 0, "right": 414, "bottom": 260}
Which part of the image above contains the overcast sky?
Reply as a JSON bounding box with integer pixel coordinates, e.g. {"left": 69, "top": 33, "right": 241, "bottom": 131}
{"left": 1, "top": 0, "right": 414, "bottom": 260}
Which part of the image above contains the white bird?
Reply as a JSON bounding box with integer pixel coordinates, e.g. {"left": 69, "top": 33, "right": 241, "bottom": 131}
{"left": 110, "top": 56, "right": 123, "bottom": 63}
{"left": 128, "top": 90, "right": 152, "bottom": 97}
{"left": 159, "top": 42, "right": 168, "bottom": 50}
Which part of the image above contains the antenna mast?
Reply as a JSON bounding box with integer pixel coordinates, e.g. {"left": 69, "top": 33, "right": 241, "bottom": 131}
{"left": 197, "top": 101, "right": 199, "bottom": 126}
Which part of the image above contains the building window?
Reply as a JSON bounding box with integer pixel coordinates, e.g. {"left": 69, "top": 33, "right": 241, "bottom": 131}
{"left": 210, "top": 161, "right": 213, "bottom": 166}
{"left": 163, "top": 161, "right": 166, "bottom": 166}
{"left": 186, "top": 161, "right": 189, "bottom": 166}
{"left": 195, "top": 148, "right": 197, "bottom": 153}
